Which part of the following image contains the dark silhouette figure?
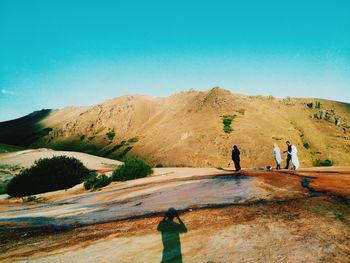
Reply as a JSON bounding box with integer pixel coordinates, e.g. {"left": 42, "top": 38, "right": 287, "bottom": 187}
{"left": 283, "top": 141, "right": 292, "bottom": 169}
{"left": 157, "top": 208, "right": 187, "bottom": 263}
{"left": 231, "top": 145, "right": 241, "bottom": 171}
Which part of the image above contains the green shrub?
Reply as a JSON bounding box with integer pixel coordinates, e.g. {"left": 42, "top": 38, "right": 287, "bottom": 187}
{"left": 0, "top": 165, "right": 20, "bottom": 194}
{"left": 303, "top": 143, "right": 310, "bottom": 149}
{"left": 321, "top": 159, "right": 333, "bottom": 166}
{"left": 83, "top": 172, "right": 97, "bottom": 190}
{"left": 106, "top": 130, "right": 115, "bottom": 141}
{"left": 222, "top": 117, "right": 233, "bottom": 126}
{"left": 7, "top": 156, "right": 90, "bottom": 197}
{"left": 223, "top": 125, "right": 233, "bottom": 133}
{"left": 128, "top": 137, "right": 139, "bottom": 143}
{"left": 80, "top": 135, "right": 85, "bottom": 141}
{"left": 103, "top": 140, "right": 127, "bottom": 157}
{"left": 112, "top": 157, "right": 153, "bottom": 182}
{"left": 155, "top": 164, "right": 164, "bottom": 168}
{"left": 314, "top": 159, "right": 333, "bottom": 167}
{"left": 116, "top": 146, "right": 133, "bottom": 159}
{"left": 84, "top": 173, "right": 111, "bottom": 190}
{"left": 0, "top": 182, "right": 8, "bottom": 195}
{"left": 221, "top": 115, "right": 236, "bottom": 134}
{"left": 88, "top": 136, "right": 96, "bottom": 141}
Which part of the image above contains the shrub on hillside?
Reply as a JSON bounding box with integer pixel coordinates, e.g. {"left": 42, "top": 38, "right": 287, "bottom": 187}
{"left": 314, "top": 159, "right": 333, "bottom": 167}
{"left": 0, "top": 182, "right": 8, "bottom": 195}
{"left": 128, "top": 137, "right": 139, "bottom": 143}
{"left": 106, "top": 130, "right": 115, "bottom": 141}
{"left": 7, "top": 156, "right": 90, "bottom": 197}
{"left": 221, "top": 115, "right": 236, "bottom": 134}
{"left": 112, "top": 157, "right": 153, "bottom": 181}
{"left": 303, "top": 143, "right": 310, "bottom": 149}
{"left": 84, "top": 173, "right": 111, "bottom": 190}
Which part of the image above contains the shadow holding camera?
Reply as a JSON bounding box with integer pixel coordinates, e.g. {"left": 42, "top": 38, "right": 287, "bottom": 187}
{"left": 157, "top": 208, "right": 187, "bottom": 263}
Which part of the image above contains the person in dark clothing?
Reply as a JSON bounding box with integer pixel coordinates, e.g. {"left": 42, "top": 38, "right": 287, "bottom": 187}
{"left": 157, "top": 208, "right": 187, "bottom": 263}
{"left": 231, "top": 145, "right": 241, "bottom": 171}
{"left": 283, "top": 141, "right": 292, "bottom": 169}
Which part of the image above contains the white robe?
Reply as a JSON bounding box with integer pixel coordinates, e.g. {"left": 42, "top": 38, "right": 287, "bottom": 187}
{"left": 273, "top": 147, "right": 282, "bottom": 164}
{"left": 291, "top": 145, "right": 300, "bottom": 169}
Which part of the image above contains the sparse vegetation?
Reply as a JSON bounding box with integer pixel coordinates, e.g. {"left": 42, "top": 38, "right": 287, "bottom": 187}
{"left": 306, "top": 102, "right": 313, "bottom": 109}
{"left": 103, "top": 137, "right": 139, "bottom": 159}
{"left": 84, "top": 172, "right": 111, "bottom": 190}
{"left": 272, "top": 137, "right": 283, "bottom": 141}
{"left": 128, "top": 137, "right": 139, "bottom": 143}
{"left": 112, "top": 157, "right": 153, "bottom": 181}
{"left": 314, "top": 159, "right": 333, "bottom": 167}
{"left": 155, "top": 164, "right": 164, "bottom": 168}
{"left": 7, "top": 156, "right": 90, "bottom": 197}
{"left": 0, "top": 164, "right": 22, "bottom": 194}
{"left": 0, "top": 164, "right": 22, "bottom": 172}
{"left": 0, "top": 181, "right": 8, "bottom": 195}
{"left": 223, "top": 125, "right": 233, "bottom": 134}
{"left": 106, "top": 130, "right": 115, "bottom": 141}
{"left": 0, "top": 144, "right": 26, "bottom": 153}
{"left": 21, "top": 195, "right": 44, "bottom": 203}
{"left": 116, "top": 146, "right": 133, "bottom": 159}
{"left": 80, "top": 135, "right": 85, "bottom": 141}
{"left": 95, "top": 127, "right": 104, "bottom": 134}
{"left": 39, "top": 127, "right": 53, "bottom": 136}
{"left": 237, "top": 108, "right": 245, "bottom": 115}
{"left": 222, "top": 115, "right": 236, "bottom": 134}
{"left": 88, "top": 135, "right": 96, "bottom": 141}
{"left": 303, "top": 143, "right": 310, "bottom": 149}
{"left": 103, "top": 140, "right": 127, "bottom": 157}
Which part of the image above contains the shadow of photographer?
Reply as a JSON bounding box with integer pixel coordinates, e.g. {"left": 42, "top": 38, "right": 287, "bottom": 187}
{"left": 157, "top": 208, "right": 187, "bottom": 263}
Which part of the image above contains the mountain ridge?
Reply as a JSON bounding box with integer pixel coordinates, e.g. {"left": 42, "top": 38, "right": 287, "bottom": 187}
{"left": 1, "top": 87, "right": 349, "bottom": 167}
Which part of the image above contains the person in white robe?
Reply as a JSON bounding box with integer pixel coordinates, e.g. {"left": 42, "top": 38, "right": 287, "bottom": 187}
{"left": 291, "top": 144, "right": 300, "bottom": 170}
{"left": 272, "top": 144, "right": 282, "bottom": 170}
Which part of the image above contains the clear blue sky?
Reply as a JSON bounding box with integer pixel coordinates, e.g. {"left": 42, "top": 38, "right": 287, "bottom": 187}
{"left": 1, "top": 0, "right": 349, "bottom": 121}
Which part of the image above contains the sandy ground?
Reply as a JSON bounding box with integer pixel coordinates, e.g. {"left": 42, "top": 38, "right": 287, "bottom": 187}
{"left": 0, "top": 148, "right": 121, "bottom": 170}
{"left": 0, "top": 166, "right": 349, "bottom": 262}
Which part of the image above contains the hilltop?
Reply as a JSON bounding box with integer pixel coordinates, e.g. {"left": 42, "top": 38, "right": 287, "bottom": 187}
{"left": 0, "top": 87, "right": 349, "bottom": 167}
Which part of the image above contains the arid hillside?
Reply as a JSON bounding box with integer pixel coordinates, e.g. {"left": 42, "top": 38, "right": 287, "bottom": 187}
{"left": 1, "top": 87, "right": 349, "bottom": 167}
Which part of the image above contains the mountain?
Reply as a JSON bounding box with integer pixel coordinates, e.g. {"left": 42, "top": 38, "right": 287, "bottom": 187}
{"left": 1, "top": 87, "right": 349, "bottom": 167}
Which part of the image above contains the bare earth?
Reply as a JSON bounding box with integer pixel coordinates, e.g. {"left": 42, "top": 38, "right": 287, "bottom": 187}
{"left": 0, "top": 166, "right": 349, "bottom": 263}
{"left": 0, "top": 148, "right": 121, "bottom": 170}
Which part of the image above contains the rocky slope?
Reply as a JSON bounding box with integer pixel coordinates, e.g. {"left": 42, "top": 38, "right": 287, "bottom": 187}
{"left": 0, "top": 87, "right": 349, "bottom": 167}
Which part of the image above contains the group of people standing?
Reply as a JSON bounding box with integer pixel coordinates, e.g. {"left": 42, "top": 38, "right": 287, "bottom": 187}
{"left": 273, "top": 141, "right": 299, "bottom": 170}
{"left": 231, "top": 141, "right": 300, "bottom": 171}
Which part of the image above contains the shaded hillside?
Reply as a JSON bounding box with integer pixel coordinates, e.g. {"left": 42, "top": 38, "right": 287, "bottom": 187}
{"left": 0, "top": 109, "right": 53, "bottom": 147}
{"left": 0, "top": 88, "right": 349, "bottom": 167}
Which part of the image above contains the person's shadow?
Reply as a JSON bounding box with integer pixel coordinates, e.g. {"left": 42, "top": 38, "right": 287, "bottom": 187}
{"left": 157, "top": 208, "right": 187, "bottom": 263}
